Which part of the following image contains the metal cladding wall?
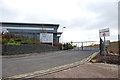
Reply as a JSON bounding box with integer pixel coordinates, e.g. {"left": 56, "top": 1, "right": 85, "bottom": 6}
{"left": 2, "top": 44, "right": 60, "bottom": 55}
{"left": 2, "top": 22, "right": 62, "bottom": 43}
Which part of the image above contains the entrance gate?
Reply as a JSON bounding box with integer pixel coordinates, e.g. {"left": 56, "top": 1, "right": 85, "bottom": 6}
{"left": 63, "top": 41, "right": 99, "bottom": 51}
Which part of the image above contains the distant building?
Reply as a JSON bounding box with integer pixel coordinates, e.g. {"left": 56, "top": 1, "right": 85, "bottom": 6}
{"left": 1, "top": 22, "right": 62, "bottom": 44}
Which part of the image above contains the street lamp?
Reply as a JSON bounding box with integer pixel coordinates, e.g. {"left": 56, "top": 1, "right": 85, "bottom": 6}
{"left": 63, "top": 27, "right": 66, "bottom": 29}
{"left": 88, "top": 37, "right": 91, "bottom": 50}
{"left": 61, "top": 27, "right": 66, "bottom": 50}
{"left": 62, "top": 27, "right": 66, "bottom": 43}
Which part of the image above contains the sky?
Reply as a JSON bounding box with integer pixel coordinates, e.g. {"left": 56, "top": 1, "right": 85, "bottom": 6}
{"left": 0, "top": 0, "right": 119, "bottom": 42}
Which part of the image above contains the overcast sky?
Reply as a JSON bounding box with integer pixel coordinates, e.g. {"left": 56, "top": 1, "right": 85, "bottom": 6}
{"left": 1, "top": 0, "right": 119, "bottom": 42}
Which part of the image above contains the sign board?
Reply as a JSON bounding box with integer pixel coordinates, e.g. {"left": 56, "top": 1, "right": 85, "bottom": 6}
{"left": 99, "top": 28, "right": 110, "bottom": 37}
{"left": 40, "top": 33, "right": 53, "bottom": 43}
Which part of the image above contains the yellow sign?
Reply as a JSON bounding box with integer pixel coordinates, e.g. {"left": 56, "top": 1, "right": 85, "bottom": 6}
{"left": 92, "top": 43, "right": 95, "bottom": 46}
{"left": 91, "top": 59, "right": 97, "bottom": 62}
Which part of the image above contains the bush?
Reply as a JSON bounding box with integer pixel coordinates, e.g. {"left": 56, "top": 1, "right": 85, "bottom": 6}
{"left": 2, "top": 38, "right": 8, "bottom": 44}
{"left": 7, "top": 42, "right": 21, "bottom": 45}
{"left": 14, "top": 38, "right": 22, "bottom": 42}
{"left": 35, "top": 40, "right": 41, "bottom": 44}
{"left": 20, "top": 38, "right": 35, "bottom": 44}
{"left": 2, "top": 34, "right": 20, "bottom": 39}
{"left": 63, "top": 43, "right": 73, "bottom": 50}
{"left": 53, "top": 42, "right": 62, "bottom": 49}
{"left": 2, "top": 34, "right": 40, "bottom": 45}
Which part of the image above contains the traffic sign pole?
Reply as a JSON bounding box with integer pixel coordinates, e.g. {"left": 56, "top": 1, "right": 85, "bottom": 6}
{"left": 104, "top": 36, "right": 106, "bottom": 56}
{"left": 99, "top": 28, "right": 110, "bottom": 56}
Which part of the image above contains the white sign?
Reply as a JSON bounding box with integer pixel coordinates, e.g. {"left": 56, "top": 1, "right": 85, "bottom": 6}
{"left": 99, "top": 28, "right": 110, "bottom": 37}
{"left": 40, "top": 33, "right": 53, "bottom": 43}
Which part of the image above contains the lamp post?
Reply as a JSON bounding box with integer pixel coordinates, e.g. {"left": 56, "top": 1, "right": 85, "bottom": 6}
{"left": 61, "top": 27, "right": 66, "bottom": 50}
{"left": 88, "top": 37, "right": 91, "bottom": 50}
{"left": 62, "top": 27, "right": 66, "bottom": 44}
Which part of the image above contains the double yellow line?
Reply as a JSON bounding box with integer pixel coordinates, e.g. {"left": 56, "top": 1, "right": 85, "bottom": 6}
{"left": 3, "top": 51, "right": 99, "bottom": 79}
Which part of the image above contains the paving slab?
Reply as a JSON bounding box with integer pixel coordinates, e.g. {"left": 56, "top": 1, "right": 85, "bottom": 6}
{"left": 36, "top": 63, "right": 118, "bottom": 78}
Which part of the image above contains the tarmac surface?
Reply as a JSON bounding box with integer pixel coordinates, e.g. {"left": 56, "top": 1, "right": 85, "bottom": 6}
{"left": 2, "top": 50, "right": 97, "bottom": 78}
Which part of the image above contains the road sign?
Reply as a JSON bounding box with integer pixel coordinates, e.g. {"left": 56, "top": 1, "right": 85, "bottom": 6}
{"left": 99, "top": 28, "right": 110, "bottom": 37}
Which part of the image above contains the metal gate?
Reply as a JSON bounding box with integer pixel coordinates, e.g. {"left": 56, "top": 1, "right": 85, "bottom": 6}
{"left": 62, "top": 41, "right": 99, "bottom": 51}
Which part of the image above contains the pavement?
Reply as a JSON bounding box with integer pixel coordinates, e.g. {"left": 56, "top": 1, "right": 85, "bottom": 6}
{"left": 37, "top": 63, "right": 119, "bottom": 78}
{"left": 2, "top": 50, "right": 97, "bottom": 78}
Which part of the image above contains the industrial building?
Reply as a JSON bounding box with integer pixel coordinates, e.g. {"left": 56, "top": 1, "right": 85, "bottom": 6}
{"left": 1, "top": 22, "right": 62, "bottom": 43}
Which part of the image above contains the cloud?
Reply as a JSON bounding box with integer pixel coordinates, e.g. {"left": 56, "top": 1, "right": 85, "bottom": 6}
{"left": 1, "top": 0, "right": 119, "bottom": 42}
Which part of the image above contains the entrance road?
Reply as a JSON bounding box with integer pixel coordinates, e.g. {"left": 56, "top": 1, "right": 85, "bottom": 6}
{"left": 2, "top": 50, "right": 98, "bottom": 78}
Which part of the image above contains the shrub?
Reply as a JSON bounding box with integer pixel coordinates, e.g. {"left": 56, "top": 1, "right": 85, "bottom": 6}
{"left": 2, "top": 33, "right": 42, "bottom": 45}
{"left": 63, "top": 43, "right": 73, "bottom": 50}
{"left": 53, "top": 42, "right": 62, "bottom": 49}
{"left": 20, "top": 38, "right": 35, "bottom": 44}
{"left": 2, "top": 38, "right": 8, "bottom": 44}
{"left": 14, "top": 38, "right": 22, "bottom": 42}
{"left": 53, "top": 42, "right": 62, "bottom": 47}
{"left": 7, "top": 42, "right": 21, "bottom": 45}
{"left": 2, "top": 34, "right": 38, "bottom": 45}
{"left": 35, "top": 40, "right": 41, "bottom": 44}
{"left": 2, "top": 34, "right": 17, "bottom": 39}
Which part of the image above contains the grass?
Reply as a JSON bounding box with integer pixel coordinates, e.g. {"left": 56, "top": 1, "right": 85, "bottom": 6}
{"left": 107, "top": 41, "right": 119, "bottom": 54}
{"left": 90, "top": 41, "right": 119, "bottom": 65}
{"left": 86, "top": 41, "right": 119, "bottom": 54}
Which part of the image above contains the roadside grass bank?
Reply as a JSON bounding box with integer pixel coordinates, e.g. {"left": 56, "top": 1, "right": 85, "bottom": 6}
{"left": 90, "top": 41, "right": 119, "bottom": 65}
{"left": 90, "top": 53, "right": 120, "bottom": 65}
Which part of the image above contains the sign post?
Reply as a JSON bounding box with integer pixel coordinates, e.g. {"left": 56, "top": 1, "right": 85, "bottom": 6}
{"left": 104, "top": 36, "right": 106, "bottom": 56}
{"left": 99, "top": 28, "right": 110, "bottom": 56}
{"left": 100, "top": 38, "right": 103, "bottom": 55}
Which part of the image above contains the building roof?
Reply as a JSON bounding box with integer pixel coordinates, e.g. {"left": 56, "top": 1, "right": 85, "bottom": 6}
{"left": 1, "top": 22, "right": 59, "bottom": 28}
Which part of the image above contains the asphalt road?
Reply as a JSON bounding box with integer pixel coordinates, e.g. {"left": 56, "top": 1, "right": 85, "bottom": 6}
{"left": 2, "top": 50, "right": 98, "bottom": 78}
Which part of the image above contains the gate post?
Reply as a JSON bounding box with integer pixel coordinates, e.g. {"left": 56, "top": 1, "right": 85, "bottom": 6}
{"left": 100, "top": 38, "right": 103, "bottom": 55}
{"left": 81, "top": 42, "right": 83, "bottom": 51}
